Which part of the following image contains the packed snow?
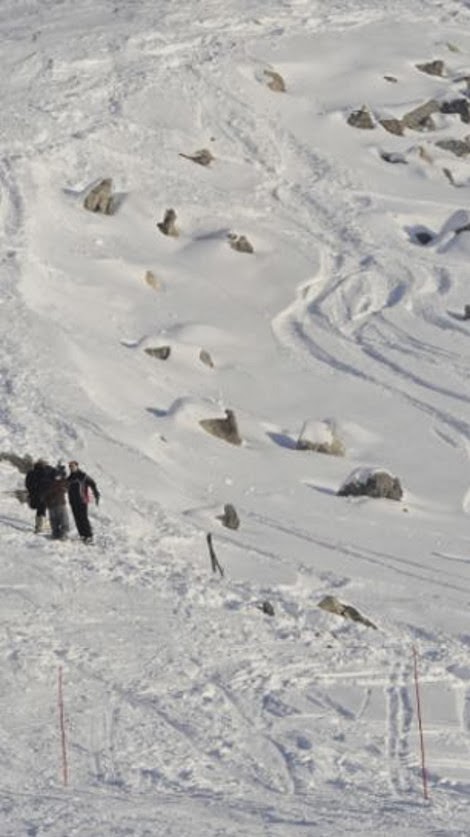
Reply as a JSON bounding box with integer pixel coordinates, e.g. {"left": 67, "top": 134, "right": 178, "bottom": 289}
{"left": 1, "top": 0, "right": 470, "bottom": 834}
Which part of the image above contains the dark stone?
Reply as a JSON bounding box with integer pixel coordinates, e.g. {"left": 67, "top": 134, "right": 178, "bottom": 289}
{"left": 318, "top": 595, "right": 377, "bottom": 629}
{"left": 415, "top": 60, "right": 445, "bottom": 77}
{"left": 347, "top": 105, "right": 375, "bottom": 129}
{"left": 261, "top": 601, "right": 275, "bottom": 616}
{"left": 380, "top": 151, "right": 407, "bottom": 164}
{"left": 435, "top": 138, "right": 470, "bottom": 157}
{"left": 228, "top": 234, "right": 254, "bottom": 253}
{"left": 83, "top": 178, "right": 115, "bottom": 215}
{"left": 440, "top": 99, "right": 470, "bottom": 124}
{"left": 402, "top": 100, "right": 440, "bottom": 131}
{"left": 199, "top": 349, "right": 214, "bottom": 368}
{"left": 200, "top": 409, "right": 242, "bottom": 446}
{"left": 179, "top": 149, "right": 214, "bottom": 166}
{"left": 415, "top": 231, "right": 433, "bottom": 245}
{"left": 144, "top": 346, "right": 171, "bottom": 360}
{"left": 157, "top": 208, "right": 179, "bottom": 237}
{"left": 379, "top": 118, "right": 404, "bottom": 136}
{"left": 338, "top": 470, "right": 403, "bottom": 501}
{"left": 218, "top": 503, "right": 240, "bottom": 530}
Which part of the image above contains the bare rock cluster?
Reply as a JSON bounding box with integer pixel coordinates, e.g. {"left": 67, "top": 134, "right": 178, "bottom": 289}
{"left": 347, "top": 58, "right": 470, "bottom": 163}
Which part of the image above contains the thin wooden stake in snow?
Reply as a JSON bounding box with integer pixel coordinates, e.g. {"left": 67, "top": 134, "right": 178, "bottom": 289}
{"left": 412, "top": 645, "right": 428, "bottom": 801}
{"left": 206, "top": 533, "right": 224, "bottom": 577}
{"left": 58, "top": 666, "right": 69, "bottom": 787}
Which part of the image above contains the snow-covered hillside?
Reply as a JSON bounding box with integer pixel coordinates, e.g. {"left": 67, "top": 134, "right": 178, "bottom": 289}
{"left": 1, "top": 1, "right": 470, "bottom": 834}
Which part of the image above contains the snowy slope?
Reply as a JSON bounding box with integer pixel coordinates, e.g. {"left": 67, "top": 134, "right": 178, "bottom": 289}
{"left": 1, "top": 0, "right": 470, "bottom": 834}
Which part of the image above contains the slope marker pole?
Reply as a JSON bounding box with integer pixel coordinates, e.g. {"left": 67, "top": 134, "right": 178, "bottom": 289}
{"left": 58, "top": 666, "right": 69, "bottom": 787}
{"left": 412, "top": 644, "right": 428, "bottom": 801}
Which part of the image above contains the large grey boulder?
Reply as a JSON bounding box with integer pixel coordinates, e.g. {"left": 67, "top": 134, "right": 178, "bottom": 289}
{"left": 338, "top": 467, "right": 403, "bottom": 500}
{"left": 199, "top": 409, "right": 242, "bottom": 446}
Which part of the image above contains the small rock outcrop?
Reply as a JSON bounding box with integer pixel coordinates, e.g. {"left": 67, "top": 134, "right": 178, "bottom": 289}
{"left": 415, "top": 59, "right": 445, "bottom": 77}
{"left": 435, "top": 138, "right": 470, "bottom": 157}
{"left": 338, "top": 468, "right": 403, "bottom": 501}
{"left": 157, "top": 208, "right": 179, "bottom": 237}
{"left": 379, "top": 118, "right": 404, "bottom": 136}
{"left": 83, "top": 178, "right": 115, "bottom": 215}
{"left": 318, "top": 595, "right": 377, "bottom": 629}
{"left": 144, "top": 346, "right": 171, "bottom": 360}
{"left": 440, "top": 98, "right": 470, "bottom": 124}
{"left": 199, "top": 409, "right": 242, "bottom": 446}
{"left": 347, "top": 105, "right": 375, "bottom": 129}
{"left": 263, "top": 69, "right": 286, "bottom": 92}
{"left": 402, "top": 100, "right": 440, "bottom": 132}
{"left": 296, "top": 419, "right": 345, "bottom": 456}
{"left": 179, "top": 149, "right": 214, "bottom": 166}
{"left": 380, "top": 151, "right": 407, "bottom": 165}
{"left": 228, "top": 234, "right": 254, "bottom": 254}
{"left": 144, "top": 270, "right": 161, "bottom": 290}
{"left": 199, "top": 349, "right": 214, "bottom": 368}
{"left": 415, "top": 230, "right": 433, "bottom": 245}
{"left": 217, "top": 503, "right": 240, "bottom": 530}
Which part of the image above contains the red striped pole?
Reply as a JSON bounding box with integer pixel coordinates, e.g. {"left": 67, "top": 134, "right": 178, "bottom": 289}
{"left": 412, "top": 645, "right": 428, "bottom": 800}
{"left": 58, "top": 666, "right": 69, "bottom": 786}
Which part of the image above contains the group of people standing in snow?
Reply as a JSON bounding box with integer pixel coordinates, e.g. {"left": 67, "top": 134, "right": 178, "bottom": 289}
{"left": 25, "top": 459, "right": 100, "bottom": 544}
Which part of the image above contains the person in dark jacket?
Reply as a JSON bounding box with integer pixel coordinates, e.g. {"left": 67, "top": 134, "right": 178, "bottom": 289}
{"left": 67, "top": 460, "right": 100, "bottom": 544}
{"left": 25, "top": 459, "right": 56, "bottom": 533}
{"left": 43, "top": 474, "right": 70, "bottom": 540}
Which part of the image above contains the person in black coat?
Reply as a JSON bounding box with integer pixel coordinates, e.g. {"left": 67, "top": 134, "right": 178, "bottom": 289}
{"left": 25, "top": 459, "right": 56, "bottom": 533}
{"left": 66, "top": 460, "right": 100, "bottom": 543}
{"left": 43, "top": 474, "right": 70, "bottom": 540}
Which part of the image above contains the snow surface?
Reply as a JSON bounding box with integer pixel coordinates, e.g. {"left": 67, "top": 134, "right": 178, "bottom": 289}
{"left": 1, "top": 0, "right": 470, "bottom": 834}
